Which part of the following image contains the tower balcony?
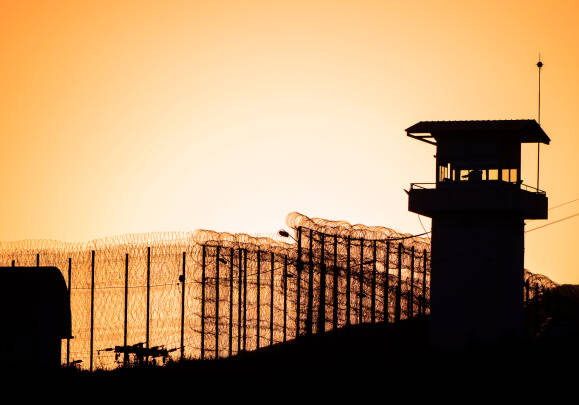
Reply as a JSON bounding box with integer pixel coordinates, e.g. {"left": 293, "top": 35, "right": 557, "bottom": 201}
{"left": 408, "top": 181, "right": 548, "bottom": 219}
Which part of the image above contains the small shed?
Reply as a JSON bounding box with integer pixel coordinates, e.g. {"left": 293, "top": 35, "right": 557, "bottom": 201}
{"left": 0, "top": 267, "right": 71, "bottom": 369}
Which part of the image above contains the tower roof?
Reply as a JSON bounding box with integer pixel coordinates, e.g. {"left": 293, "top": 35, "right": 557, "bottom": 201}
{"left": 406, "top": 120, "right": 550, "bottom": 145}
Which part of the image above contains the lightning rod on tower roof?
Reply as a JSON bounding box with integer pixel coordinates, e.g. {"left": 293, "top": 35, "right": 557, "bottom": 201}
{"left": 536, "top": 54, "right": 543, "bottom": 191}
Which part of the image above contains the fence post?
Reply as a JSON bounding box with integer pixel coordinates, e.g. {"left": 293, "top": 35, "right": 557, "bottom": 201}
{"left": 306, "top": 229, "right": 314, "bottom": 336}
{"left": 89, "top": 250, "right": 95, "bottom": 372}
{"left": 36, "top": 253, "right": 39, "bottom": 267}
{"left": 317, "top": 233, "right": 326, "bottom": 334}
{"left": 124, "top": 253, "right": 129, "bottom": 365}
{"left": 422, "top": 249, "right": 427, "bottom": 315}
{"left": 238, "top": 248, "right": 242, "bottom": 353}
{"left": 215, "top": 245, "right": 220, "bottom": 359}
{"left": 346, "top": 236, "right": 351, "bottom": 326}
{"left": 256, "top": 249, "right": 261, "bottom": 349}
{"left": 395, "top": 243, "right": 402, "bottom": 322}
{"left": 283, "top": 255, "right": 288, "bottom": 342}
{"left": 243, "top": 249, "right": 247, "bottom": 351}
{"left": 371, "top": 240, "right": 377, "bottom": 324}
{"left": 180, "top": 251, "right": 186, "bottom": 360}
{"left": 409, "top": 246, "right": 415, "bottom": 319}
{"left": 11, "top": 259, "right": 14, "bottom": 267}
{"left": 201, "top": 245, "right": 206, "bottom": 360}
{"left": 229, "top": 248, "right": 234, "bottom": 357}
{"left": 296, "top": 227, "right": 302, "bottom": 337}
{"left": 332, "top": 235, "right": 338, "bottom": 331}
{"left": 525, "top": 279, "right": 530, "bottom": 302}
{"left": 270, "top": 252, "right": 274, "bottom": 346}
{"left": 66, "top": 257, "right": 71, "bottom": 367}
{"left": 146, "top": 246, "right": 151, "bottom": 360}
{"left": 358, "top": 238, "right": 364, "bottom": 325}
{"left": 384, "top": 241, "right": 390, "bottom": 323}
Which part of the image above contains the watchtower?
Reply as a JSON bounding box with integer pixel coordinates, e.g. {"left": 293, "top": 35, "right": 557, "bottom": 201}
{"left": 406, "top": 120, "right": 549, "bottom": 348}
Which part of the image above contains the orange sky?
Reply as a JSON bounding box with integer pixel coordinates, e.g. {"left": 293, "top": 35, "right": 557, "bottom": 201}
{"left": 1, "top": 0, "right": 578, "bottom": 283}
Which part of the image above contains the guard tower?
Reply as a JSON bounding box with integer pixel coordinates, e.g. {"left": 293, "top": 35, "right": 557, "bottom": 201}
{"left": 406, "top": 120, "right": 549, "bottom": 349}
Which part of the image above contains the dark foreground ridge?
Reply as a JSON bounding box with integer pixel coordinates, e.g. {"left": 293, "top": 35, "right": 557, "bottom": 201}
{"left": 57, "top": 312, "right": 579, "bottom": 385}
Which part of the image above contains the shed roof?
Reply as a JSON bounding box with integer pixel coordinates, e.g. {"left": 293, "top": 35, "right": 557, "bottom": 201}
{"left": 406, "top": 120, "right": 550, "bottom": 145}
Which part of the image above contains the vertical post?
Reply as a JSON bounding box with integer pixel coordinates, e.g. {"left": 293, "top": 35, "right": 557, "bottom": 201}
{"left": 422, "top": 249, "right": 428, "bottom": 315}
{"left": 270, "top": 252, "right": 274, "bottom": 346}
{"left": 332, "top": 236, "right": 338, "bottom": 330}
{"left": 146, "top": 246, "right": 151, "bottom": 359}
{"left": 201, "top": 245, "right": 206, "bottom": 360}
{"left": 238, "top": 248, "right": 242, "bottom": 353}
{"left": 215, "top": 245, "right": 220, "bottom": 359}
{"left": 409, "top": 246, "right": 415, "bottom": 319}
{"left": 346, "top": 237, "right": 351, "bottom": 326}
{"left": 66, "top": 257, "right": 71, "bottom": 367}
{"left": 395, "top": 243, "right": 402, "bottom": 322}
{"left": 36, "top": 253, "right": 39, "bottom": 267}
{"left": 11, "top": 259, "right": 14, "bottom": 267}
{"left": 525, "top": 279, "right": 530, "bottom": 302}
{"left": 306, "top": 229, "right": 314, "bottom": 336}
{"left": 317, "top": 233, "right": 326, "bottom": 334}
{"left": 124, "top": 253, "right": 129, "bottom": 365}
{"left": 89, "top": 250, "right": 95, "bottom": 372}
{"left": 371, "top": 240, "right": 377, "bottom": 324}
{"left": 229, "top": 248, "right": 234, "bottom": 357}
{"left": 384, "top": 241, "right": 390, "bottom": 323}
{"left": 180, "top": 251, "right": 186, "bottom": 360}
{"left": 243, "top": 249, "right": 247, "bottom": 351}
{"left": 358, "top": 239, "right": 364, "bottom": 325}
{"left": 296, "top": 227, "right": 302, "bottom": 337}
{"left": 256, "top": 249, "right": 261, "bottom": 349}
{"left": 283, "top": 255, "right": 288, "bottom": 342}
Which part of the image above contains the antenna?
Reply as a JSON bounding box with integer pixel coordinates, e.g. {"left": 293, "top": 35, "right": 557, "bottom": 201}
{"left": 536, "top": 54, "right": 543, "bottom": 191}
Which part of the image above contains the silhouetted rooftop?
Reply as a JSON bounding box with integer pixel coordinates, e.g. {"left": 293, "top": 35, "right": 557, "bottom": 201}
{"left": 406, "top": 120, "right": 550, "bottom": 145}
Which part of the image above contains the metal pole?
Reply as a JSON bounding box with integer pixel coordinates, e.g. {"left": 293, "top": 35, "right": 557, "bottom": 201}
{"left": 229, "top": 248, "right": 234, "bottom": 357}
{"left": 346, "top": 236, "right": 351, "bottom": 326}
{"left": 422, "top": 249, "right": 427, "bottom": 315}
{"left": 270, "top": 252, "right": 274, "bottom": 345}
{"left": 384, "top": 241, "right": 390, "bottom": 323}
{"left": 66, "top": 257, "right": 71, "bottom": 367}
{"left": 317, "top": 233, "right": 326, "bottom": 334}
{"left": 332, "top": 236, "right": 338, "bottom": 330}
{"left": 238, "top": 248, "right": 242, "bottom": 353}
{"left": 201, "top": 245, "right": 206, "bottom": 360}
{"left": 180, "top": 252, "right": 186, "bottom": 360}
{"left": 283, "top": 255, "right": 288, "bottom": 342}
{"left": 89, "top": 250, "right": 95, "bottom": 372}
{"left": 243, "top": 249, "right": 247, "bottom": 351}
{"left": 146, "top": 246, "right": 151, "bottom": 359}
{"left": 358, "top": 239, "right": 364, "bottom": 325}
{"left": 409, "top": 246, "right": 415, "bottom": 318}
{"left": 371, "top": 240, "right": 377, "bottom": 324}
{"left": 124, "top": 253, "right": 129, "bottom": 365}
{"left": 395, "top": 243, "right": 402, "bottom": 322}
{"left": 306, "top": 229, "right": 314, "bottom": 336}
{"left": 296, "top": 227, "right": 302, "bottom": 337}
{"left": 256, "top": 249, "right": 261, "bottom": 349}
{"left": 215, "top": 245, "right": 220, "bottom": 359}
{"left": 525, "top": 279, "right": 530, "bottom": 302}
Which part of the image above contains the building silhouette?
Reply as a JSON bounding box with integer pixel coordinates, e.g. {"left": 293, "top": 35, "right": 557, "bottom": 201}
{"left": 0, "top": 267, "right": 71, "bottom": 368}
{"left": 407, "top": 120, "right": 549, "bottom": 348}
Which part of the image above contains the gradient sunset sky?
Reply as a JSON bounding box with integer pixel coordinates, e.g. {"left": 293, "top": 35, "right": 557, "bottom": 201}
{"left": 1, "top": 1, "right": 578, "bottom": 283}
